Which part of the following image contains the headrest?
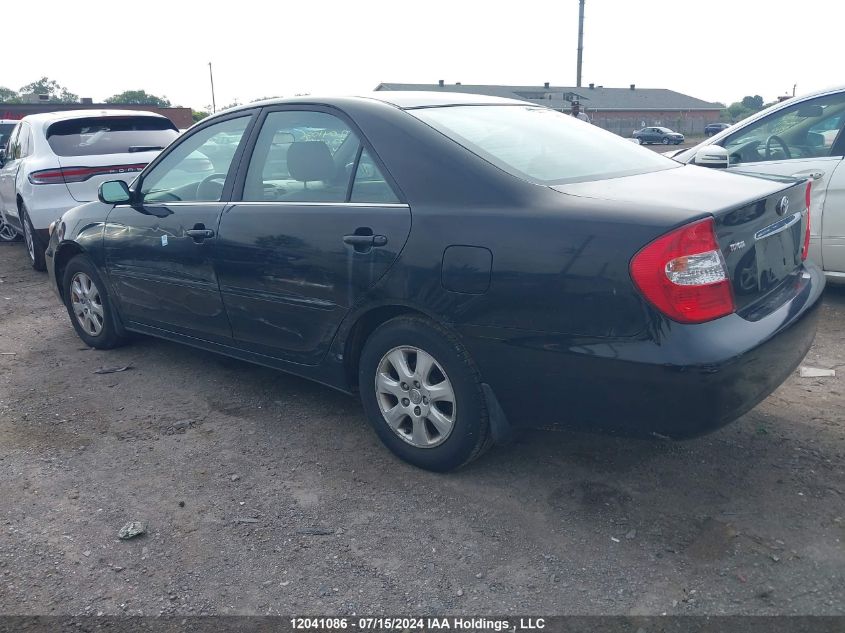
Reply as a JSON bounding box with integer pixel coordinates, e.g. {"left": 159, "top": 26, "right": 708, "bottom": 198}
{"left": 286, "top": 141, "right": 334, "bottom": 182}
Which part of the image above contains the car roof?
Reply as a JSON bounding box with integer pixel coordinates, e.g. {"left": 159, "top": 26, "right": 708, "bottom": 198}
{"left": 18, "top": 109, "right": 172, "bottom": 125}
{"left": 220, "top": 91, "right": 530, "bottom": 117}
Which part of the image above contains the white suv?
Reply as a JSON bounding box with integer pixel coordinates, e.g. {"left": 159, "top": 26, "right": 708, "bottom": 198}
{"left": 0, "top": 110, "right": 179, "bottom": 269}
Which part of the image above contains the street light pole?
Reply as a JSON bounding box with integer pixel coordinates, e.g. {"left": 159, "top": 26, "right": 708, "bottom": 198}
{"left": 208, "top": 62, "right": 217, "bottom": 113}
{"left": 576, "top": 0, "right": 585, "bottom": 88}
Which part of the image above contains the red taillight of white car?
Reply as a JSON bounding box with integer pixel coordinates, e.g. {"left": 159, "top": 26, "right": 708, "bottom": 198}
{"left": 802, "top": 181, "right": 812, "bottom": 261}
{"left": 630, "top": 217, "right": 735, "bottom": 324}
{"left": 28, "top": 163, "right": 147, "bottom": 185}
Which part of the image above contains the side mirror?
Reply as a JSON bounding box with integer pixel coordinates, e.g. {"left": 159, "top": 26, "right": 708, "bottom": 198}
{"left": 694, "top": 145, "right": 730, "bottom": 169}
{"left": 98, "top": 180, "right": 132, "bottom": 204}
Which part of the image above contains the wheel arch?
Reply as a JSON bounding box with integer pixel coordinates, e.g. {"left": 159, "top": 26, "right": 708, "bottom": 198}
{"left": 53, "top": 241, "right": 87, "bottom": 300}
{"left": 339, "top": 302, "right": 448, "bottom": 391}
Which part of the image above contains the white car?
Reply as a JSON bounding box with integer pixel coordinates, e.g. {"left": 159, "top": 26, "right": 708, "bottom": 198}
{"left": 0, "top": 110, "right": 179, "bottom": 269}
{"left": 671, "top": 86, "right": 845, "bottom": 281}
{"left": 0, "top": 119, "right": 20, "bottom": 242}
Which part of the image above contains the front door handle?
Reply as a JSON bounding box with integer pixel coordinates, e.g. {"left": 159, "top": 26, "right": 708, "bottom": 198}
{"left": 185, "top": 228, "right": 214, "bottom": 240}
{"left": 791, "top": 170, "right": 825, "bottom": 181}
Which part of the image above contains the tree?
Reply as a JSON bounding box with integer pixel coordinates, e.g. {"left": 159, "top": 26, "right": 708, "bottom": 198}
{"left": 724, "top": 95, "right": 768, "bottom": 123}
{"left": 18, "top": 77, "right": 78, "bottom": 103}
{"left": 0, "top": 87, "right": 20, "bottom": 103}
{"left": 741, "top": 95, "right": 764, "bottom": 110}
{"left": 192, "top": 109, "right": 210, "bottom": 123}
{"left": 105, "top": 90, "right": 171, "bottom": 107}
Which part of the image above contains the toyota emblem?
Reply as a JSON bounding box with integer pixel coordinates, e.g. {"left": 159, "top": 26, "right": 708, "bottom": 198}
{"left": 776, "top": 196, "right": 789, "bottom": 216}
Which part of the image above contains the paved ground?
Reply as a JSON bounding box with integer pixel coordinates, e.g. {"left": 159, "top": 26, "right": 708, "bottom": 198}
{"left": 0, "top": 241, "right": 843, "bottom": 616}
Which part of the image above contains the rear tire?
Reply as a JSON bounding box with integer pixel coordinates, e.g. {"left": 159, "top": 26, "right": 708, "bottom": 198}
{"left": 62, "top": 254, "right": 129, "bottom": 349}
{"left": 21, "top": 205, "right": 46, "bottom": 271}
{"left": 358, "top": 315, "right": 492, "bottom": 472}
{"left": 662, "top": 137, "right": 670, "bottom": 145}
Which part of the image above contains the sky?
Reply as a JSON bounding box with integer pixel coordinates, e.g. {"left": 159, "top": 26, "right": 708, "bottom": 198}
{"left": 3, "top": 0, "right": 843, "bottom": 111}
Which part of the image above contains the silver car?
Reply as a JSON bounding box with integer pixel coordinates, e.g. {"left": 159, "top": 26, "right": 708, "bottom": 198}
{"left": 672, "top": 86, "right": 845, "bottom": 282}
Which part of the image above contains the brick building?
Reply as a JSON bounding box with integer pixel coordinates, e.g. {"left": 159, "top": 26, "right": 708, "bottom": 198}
{"left": 375, "top": 82, "right": 723, "bottom": 136}
{"left": 0, "top": 102, "right": 194, "bottom": 129}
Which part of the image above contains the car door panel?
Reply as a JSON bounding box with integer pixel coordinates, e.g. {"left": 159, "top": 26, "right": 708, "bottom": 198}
{"left": 103, "top": 112, "right": 256, "bottom": 340}
{"left": 0, "top": 123, "right": 22, "bottom": 227}
{"left": 216, "top": 202, "right": 410, "bottom": 365}
{"left": 820, "top": 159, "right": 845, "bottom": 273}
{"left": 105, "top": 202, "right": 232, "bottom": 339}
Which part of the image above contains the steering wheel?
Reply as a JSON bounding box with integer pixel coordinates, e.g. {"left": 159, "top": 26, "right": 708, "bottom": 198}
{"left": 765, "top": 135, "right": 791, "bottom": 160}
{"left": 196, "top": 173, "right": 227, "bottom": 201}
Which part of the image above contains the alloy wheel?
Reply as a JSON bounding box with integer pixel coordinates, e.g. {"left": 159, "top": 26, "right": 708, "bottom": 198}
{"left": 70, "top": 272, "right": 105, "bottom": 336}
{"left": 374, "top": 346, "right": 457, "bottom": 448}
{"left": 0, "top": 218, "right": 17, "bottom": 242}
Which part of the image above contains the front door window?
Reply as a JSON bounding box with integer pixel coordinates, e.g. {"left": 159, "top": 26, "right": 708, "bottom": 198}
{"left": 140, "top": 116, "right": 251, "bottom": 203}
{"left": 722, "top": 93, "right": 845, "bottom": 165}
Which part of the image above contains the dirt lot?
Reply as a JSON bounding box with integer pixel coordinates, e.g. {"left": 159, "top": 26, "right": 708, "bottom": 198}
{"left": 0, "top": 240, "right": 843, "bottom": 616}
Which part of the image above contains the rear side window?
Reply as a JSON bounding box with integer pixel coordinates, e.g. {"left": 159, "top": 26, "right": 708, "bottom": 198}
{"left": 46, "top": 116, "right": 178, "bottom": 157}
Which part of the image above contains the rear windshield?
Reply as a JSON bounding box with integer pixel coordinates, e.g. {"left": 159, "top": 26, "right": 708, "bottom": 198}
{"left": 411, "top": 105, "right": 678, "bottom": 185}
{"left": 0, "top": 123, "right": 14, "bottom": 148}
{"left": 46, "top": 116, "right": 178, "bottom": 157}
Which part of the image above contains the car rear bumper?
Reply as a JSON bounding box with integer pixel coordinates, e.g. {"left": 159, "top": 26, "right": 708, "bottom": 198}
{"left": 460, "top": 262, "right": 824, "bottom": 438}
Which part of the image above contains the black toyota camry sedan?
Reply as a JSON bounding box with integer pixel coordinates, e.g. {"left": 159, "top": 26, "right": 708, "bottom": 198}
{"left": 45, "top": 92, "right": 823, "bottom": 471}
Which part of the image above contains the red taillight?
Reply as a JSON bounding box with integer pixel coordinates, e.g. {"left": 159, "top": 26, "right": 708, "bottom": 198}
{"left": 802, "top": 181, "right": 812, "bottom": 261}
{"left": 28, "top": 163, "right": 146, "bottom": 185}
{"left": 630, "top": 217, "right": 735, "bottom": 324}
{"left": 27, "top": 168, "right": 66, "bottom": 185}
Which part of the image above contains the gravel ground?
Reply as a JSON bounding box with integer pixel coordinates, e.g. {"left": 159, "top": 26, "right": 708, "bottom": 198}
{"left": 0, "top": 240, "right": 843, "bottom": 616}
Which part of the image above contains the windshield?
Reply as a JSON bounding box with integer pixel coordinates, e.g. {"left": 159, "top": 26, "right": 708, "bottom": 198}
{"left": 46, "top": 116, "right": 178, "bottom": 157}
{"left": 411, "top": 105, "right": 678, "bottom": 185}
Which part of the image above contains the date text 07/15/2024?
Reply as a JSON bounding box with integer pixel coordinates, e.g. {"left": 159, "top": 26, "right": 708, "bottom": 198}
{"left": 290, "top": 617, "right": 547, "bottom": 631}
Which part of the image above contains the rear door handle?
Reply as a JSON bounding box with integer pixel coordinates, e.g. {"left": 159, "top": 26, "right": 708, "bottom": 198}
{"left": 185, "top": 228, "right": 214, "bottom": 240}
{"left": 343, "top": 234, "right": 388, "bottom": 248}
{"left": 791, "top": 170, "right": 825, "bottom": 181}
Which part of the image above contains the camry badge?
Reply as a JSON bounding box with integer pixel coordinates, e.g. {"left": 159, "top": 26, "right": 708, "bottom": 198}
{"left": 776, "top": 196, "right": 789, "bottom": 216}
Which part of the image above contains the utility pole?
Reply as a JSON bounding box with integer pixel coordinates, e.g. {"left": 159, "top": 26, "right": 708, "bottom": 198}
{"left": 576, "top": 0, "right": 585, "bottom": 87}
{"left": 208, "top": 62, "right": 217, "bottom": 113}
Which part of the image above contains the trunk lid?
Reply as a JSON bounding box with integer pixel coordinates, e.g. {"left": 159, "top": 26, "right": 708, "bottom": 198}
{"left": 45, "top": 114, "right": 178, "bottom": 202}
{"left": 552, "top": 165, "right": 810, "bottom": 314}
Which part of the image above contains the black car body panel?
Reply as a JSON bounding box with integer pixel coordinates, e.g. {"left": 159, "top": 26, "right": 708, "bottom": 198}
{"left": 46, "top": 93, "right": 823, "bottom": 440}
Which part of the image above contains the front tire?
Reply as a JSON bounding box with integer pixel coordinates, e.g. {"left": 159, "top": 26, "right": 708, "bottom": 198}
{"left": 358, "top": 315, "right": 492, "bottom": 472}
{"left": 21, "top": 205, "right": 46, "bottom": 271}
{"left": 62, "top": 255, "right": 129, "bottom": 349}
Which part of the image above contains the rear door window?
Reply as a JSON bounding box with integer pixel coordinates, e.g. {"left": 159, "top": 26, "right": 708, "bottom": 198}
{"left": 241, "top": 110, "right": 360, "bottom": 202}
{"left": 46, "top": 116, "right": 178, "bottom": 157}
